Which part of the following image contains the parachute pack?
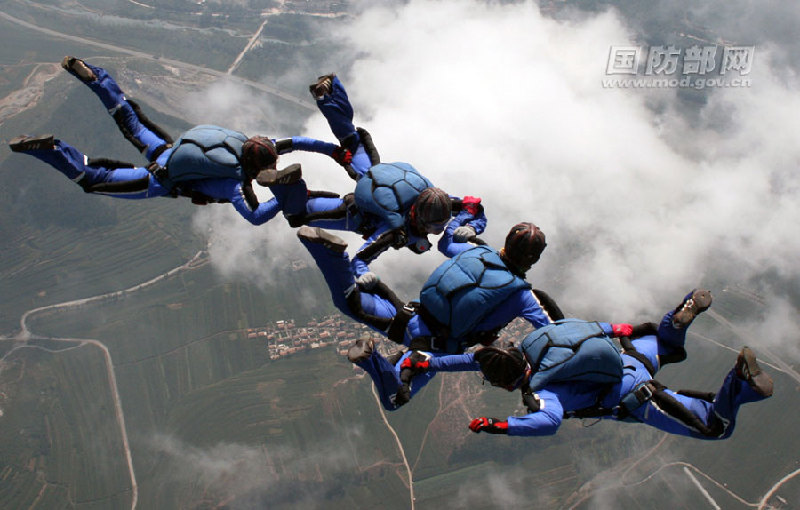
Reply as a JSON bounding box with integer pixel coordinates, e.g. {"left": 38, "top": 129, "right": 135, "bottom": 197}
{"left": 519, "top": 319, "right": 623, "bottom": 391}
{"left": 420, "top": 245, "right": 531, "bottom": 345}
{"left": 353, "top": 162, "right": 433, "bottom": 230}
{"left": 162, "top": 125, "right": 248, "bottom": 188}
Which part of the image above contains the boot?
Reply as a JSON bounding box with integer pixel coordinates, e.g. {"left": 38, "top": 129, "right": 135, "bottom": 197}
{"left": 296, "top": 226, "right": 348, "bottom": 254}
{"left": 9, "top": 134, "right": 55, "bottom": 152}
{"left": 347, "top": 338, "right": 374, "bottom": 363}
{"left": 735, "top": 346, "right": 773, "bottom": 397}
{"left": 672, "top": 289, "right": 712, "bottom": 329}
{"left": 255, "top": 163, "right": 302, "bottom": 187}
{"left": 61, "top": 56, "right": 96, "bottom": 82}
{"left": 309, "top": 74, "right": 334, "bottom": 100}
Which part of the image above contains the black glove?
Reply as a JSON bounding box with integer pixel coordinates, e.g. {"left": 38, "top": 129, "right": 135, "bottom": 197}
{"left": 394, "top": 384, "right": 411, "bottom": 407}
{"left": 331, "top": 146, "right": 353, "bottom": 165}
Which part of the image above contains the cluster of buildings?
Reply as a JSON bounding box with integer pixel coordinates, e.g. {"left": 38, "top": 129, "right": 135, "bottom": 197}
{"left": 247, "top": 312, "right": 534, "bottom": 363}
{"left": 246, "top": 314, "right": 375, "bottom": 361}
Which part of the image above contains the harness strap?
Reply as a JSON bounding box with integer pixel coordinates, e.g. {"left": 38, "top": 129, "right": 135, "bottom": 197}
{"left": 387, "top": 302, "right": 417, "bottom": 344}
{"left": 416, "top": 303, "right": 450, "bottom": 341}
{"left": 355, "top": 229, "right": 399, "bottom": 263}
{"left": 620, "top": 336, "right": 657, "bottom": 377}
{"left": 307, "top": 189, "right": 341, "bottom": 199}
{"left": 240, "top": 179, "right": 259, "bottom": 210}
{"left": 149, "top": 142, "right": 171, "bottom": 162}
{"left": 408, "top": 336, "right": 447, "bottom": 352}
{"left": 146, "top": 161, "right": 170, "bottom": 184}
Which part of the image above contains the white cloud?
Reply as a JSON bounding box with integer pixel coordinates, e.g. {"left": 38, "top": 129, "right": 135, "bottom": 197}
{"left": 190, "top": 0, "right": 800, "bottom": 359}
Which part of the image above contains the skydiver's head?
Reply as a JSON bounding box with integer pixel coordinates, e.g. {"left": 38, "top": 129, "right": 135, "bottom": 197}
{"left": 241, "top": 136, "right": 278, "bottom": 180}
{"left": 500, "top": 222, "right": 546, "bottom": 276}
{"left": 411, "top": 187, "right": 452, "bottom": 234}
{"left": 475, "top": 346, "right": 528, "bottom": 391}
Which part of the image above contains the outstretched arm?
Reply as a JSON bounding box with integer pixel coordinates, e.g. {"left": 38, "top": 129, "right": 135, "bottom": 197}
{"left": 519, "top": 289, "right": 556, "bottom": 328}
{"left": 277, "top": 136, "right": 340, "bottom": 157}
{"left": 505, "top": 389, "right": 564, "bottom": 436}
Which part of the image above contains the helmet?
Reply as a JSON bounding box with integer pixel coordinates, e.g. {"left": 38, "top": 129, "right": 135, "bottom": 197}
{"left": 241, "top": 136, "right": 277, "bottom": 179}
{"left": 502, "top": 222, "right": 546, "bottom": 274}
{"left": 413, "top": 187, "right": 452, "bottom": 233}
{"left": 475, "top": 346, "right": 527, "bottom": 390}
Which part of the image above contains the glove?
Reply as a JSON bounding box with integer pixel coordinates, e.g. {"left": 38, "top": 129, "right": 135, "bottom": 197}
{"left": 356, "top": 272, "right": 380, "bottom": 290}
{"left": 452, "top": 225, "right": 476, "bottom": 243}
{"left": 461, "top": 196, "right": 482, "bottom": 216}
{"left": 611, "top": 323, "right": 633, "bottom": 337}
{"left": 400, "top": 351, "right": 431, "bottom": 374}
{"left": 331, "top": 146, "right": 353, "bottom": 165}
{"left": 468, "top": 417, "right": 509, "bottom": 434}
{"left": 391, "top": 229, "right": 409, "bottom": 249}
{"left": 394, "top": 384, "right": 411, "bottom": 407}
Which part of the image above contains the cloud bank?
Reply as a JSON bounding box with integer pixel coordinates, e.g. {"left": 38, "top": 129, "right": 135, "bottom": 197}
{"left": 190, "top": 0, "right": 800, "bottom": 356}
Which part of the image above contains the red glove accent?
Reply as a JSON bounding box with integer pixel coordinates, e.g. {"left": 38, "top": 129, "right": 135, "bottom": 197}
{"left": 461, "top": 196, "right": 482, "bottom": 216}
{"left": 331, "top": 147, "right": 353, "bottom": 165}
{"left": 400, "top": 356, "right": 430, "bottom": 372}
{"left": 611, "top": 323, "right": 633, "bottom": 337}
{"left": 468, "top": 417, "right": 509, "bottom": 434}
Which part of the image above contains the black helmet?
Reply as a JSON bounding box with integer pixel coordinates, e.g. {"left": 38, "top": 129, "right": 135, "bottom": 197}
{"left": 475, "top": 346, "right": 527, "bottom": 390}
{"left": 413, "top": 187, "right": 451, "bottom": 232}
{"left": 241, "top": 136, "right": 278, "bottom": 179}
{"left": 502, "top": 222, "right": 546, "bottom": 274}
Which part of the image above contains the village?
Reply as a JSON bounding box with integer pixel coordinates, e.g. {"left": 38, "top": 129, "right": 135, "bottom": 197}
{"left": 247, "top": 312, "right": 530, "bottom": 363}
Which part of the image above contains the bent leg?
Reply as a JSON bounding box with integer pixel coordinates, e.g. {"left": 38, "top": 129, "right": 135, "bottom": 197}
{"left": 708, "top": 370, "right": 760, "bottom": 439}
{"left": 70, "top": 60, "right": 168, "bottom": 159}
{"left": 355, "top": 351, "right": 405, "bottom": 411}
{"left": 270, "top": 180, "right": 310, "bottom": 218}
{"left": 653, "top": 289, "right": 712, "bottom": 364}
{"left": 634, "top": 369, "right": 768, "bottom": 440}
{"left": 316, "top": 76, "right": 356, "bottom": 143}
{"left": 298, "top": 231, "right": 395, "bottom": 325}
{"left": 305, "top": 196, "right": 363, "bottom": 232}
{"left": 356, "top": 350, "right": 438, "bottom": 411}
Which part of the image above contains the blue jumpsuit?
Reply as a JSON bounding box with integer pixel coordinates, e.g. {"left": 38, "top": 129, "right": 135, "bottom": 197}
{"left": 360, "top": 351, "right": 479, "bottom": 411}
{"left": 17, "top": 61, "right": 333, "bottom": 225}
{"left": 275, "top": 75, "right": 487, "bottom": 276}
{"left": 299, "top": 216, "right": 552, "bottom": 345}
{"left": 495, "top": 307, "right": 770, "bottom": 439}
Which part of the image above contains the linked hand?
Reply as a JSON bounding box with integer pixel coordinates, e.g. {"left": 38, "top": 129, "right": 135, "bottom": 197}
{"left": 461, "top": 196, "right": 482, "bottom": 216}
{"left": 356, "top": 272, "right": 380, "bottom": 290}
{"left": 468, "top": 417, "right": 509, "bottom": 434}
{"left": 331, "top": 147, "right": 353, "bottom": 165}
{"left": 400, "top": 351, "right": 431, "bottom": 373}
{"left": 453, "top": 226, "right": 476, "bottom": 243}
{"left": 611, "top": 323, "right": 633, "bottom": 337}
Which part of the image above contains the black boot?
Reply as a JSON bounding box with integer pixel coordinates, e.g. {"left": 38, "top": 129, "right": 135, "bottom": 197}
{"left": 9, "top": 134, "right": 55, "bottom": 152}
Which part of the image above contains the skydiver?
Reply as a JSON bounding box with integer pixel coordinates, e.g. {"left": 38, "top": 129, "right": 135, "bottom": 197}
{"left": 269, "top": 74, "right": 487, "bottom": 284}
{"left": 295, "top": 221, "right": 558, "bottom": 406}
{"left": 454, "top": 290, "right": 773, "bottom": 440}
{"left": 8, "top": 57, "right": 341, "bottom": 225}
